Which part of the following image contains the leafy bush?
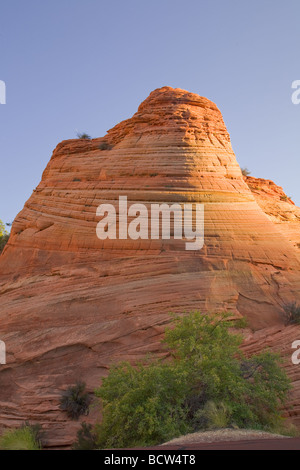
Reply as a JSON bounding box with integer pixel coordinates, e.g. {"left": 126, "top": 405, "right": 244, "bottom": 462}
{"left": 60, "top": 382, "right": 91, "bottom": 420}
{"left": 95, "top": 360, "right": 190, "bottom": 448}
{"left": 76, "top": 132, "right": 91, "bottom": 140}
{"left": 241, "top": 167, "right": 251, "bottom": 176}
{"left": 94, "top": 312, "right": 291, "bottom": 448}
{"left": 166, "top": 313, "right": 290, "bottom": 431}
{"left": 0, "top": 424, "right": 42, "bottom": 450}
{"left": 283, "top": 302, "right": 300, "bottom": 325}
{"left": 72, "top": 422, "right": 98, "bottom": 450}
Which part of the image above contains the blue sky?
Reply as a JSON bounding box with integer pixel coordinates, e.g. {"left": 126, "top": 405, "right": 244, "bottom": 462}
{"left": 1, "top": 0, "right": 300, "bottom": 225}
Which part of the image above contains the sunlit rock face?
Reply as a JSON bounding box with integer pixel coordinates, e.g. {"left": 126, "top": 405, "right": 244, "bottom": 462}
{"left": 0, "top": 87, "right": 299, "bottom": 447}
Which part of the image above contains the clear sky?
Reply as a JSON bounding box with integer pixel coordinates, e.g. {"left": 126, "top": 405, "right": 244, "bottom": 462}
{"left": 1, "top": 0, "right": 300, "bottom": 225}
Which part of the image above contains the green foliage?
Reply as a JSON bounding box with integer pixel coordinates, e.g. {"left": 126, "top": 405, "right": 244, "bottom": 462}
{"left": 241, "top": 167, "right": 251, "bottom": 176}
{"left": 95, "top": 360, "right": 191, "bottom": 448}
{"left": 60, "top": 382, "right": 91, "bottom": 420}
{"left": 165, "top": 312, "right": 290, "bottom": 430}
{"left": 76, "top": 132, "right": 91, "bottom": 140}
{"left": 193, "top": 400, "right": 231, "bottom": 430}
{"left": 72, "top": 422, "right": 98, "bottom": 450}
{"left": 0, "top": 219, "right": 9, "bottom": 253}
{"left": 94, "top": 312, "right": 291, "bottom": 448}
{"left": 283, "top": 302, "right": 300, "bottom": 325}
{"left": 0, "top": 424, "right": 41, "bottom": 450}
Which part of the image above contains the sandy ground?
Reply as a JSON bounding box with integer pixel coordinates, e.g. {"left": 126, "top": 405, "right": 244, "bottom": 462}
{"left": 160, "top": 428, "right": 290, "bottom": 446}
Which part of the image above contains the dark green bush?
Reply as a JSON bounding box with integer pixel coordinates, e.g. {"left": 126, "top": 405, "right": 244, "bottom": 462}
{"left": 283, "top": 302, "right": 300, "bottom": 325}
{"left": 72, "top": 422, "right": 98, "bottom": 450}
{"left": 60, "top": 382, "right": 91, "bottom": 420}
{"left": 94, "top": 312, "right": 291, "bottom": 448}
{"left": 76, "top": 132, "right": 91, "bottom": 140}
{"left": 98, "top": 141, "right": 113, "bottom": 150}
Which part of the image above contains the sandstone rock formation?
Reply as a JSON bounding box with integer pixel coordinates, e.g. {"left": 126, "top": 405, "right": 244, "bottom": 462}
{"left": 0, "top": 87, "right": 299, "bottom": 447}
{"left": 245, "top": 176, "right": 300, "bottom": 250}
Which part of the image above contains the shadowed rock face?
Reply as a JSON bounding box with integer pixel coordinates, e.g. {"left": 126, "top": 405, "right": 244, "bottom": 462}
{"left": 0, "top": 87, "right": 299, "bottom": 447}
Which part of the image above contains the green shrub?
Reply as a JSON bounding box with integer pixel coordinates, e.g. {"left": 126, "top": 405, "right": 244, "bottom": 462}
{"left": 95, "top": 360, "right": 190, "bottom": 448}
{"left": 94, "top": 312, "right": 291, "bottom": 448}
{"left": 0, "top": 424, "right": 41, "bottom": 450}
{"left": 76, "top": 132, "right": 91, "bottom": 140}
{"left": 60, "top": 382, "right": 91, "bottom": 420}
{"left": 165, "top": 313, "right": 290, "bottom": 430}
{"left": 283, "top": 302, "right": 300, "bottom": 325}
{"left": 72, "top": 422, "right": 98, "bottom": 450}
